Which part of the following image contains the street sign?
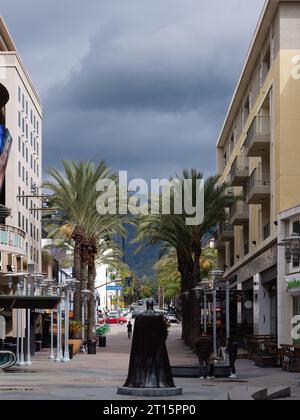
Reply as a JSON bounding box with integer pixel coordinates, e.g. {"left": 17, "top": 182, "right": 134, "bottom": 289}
{"left": 106, "top": 286, "right": 124, "bottom": 291}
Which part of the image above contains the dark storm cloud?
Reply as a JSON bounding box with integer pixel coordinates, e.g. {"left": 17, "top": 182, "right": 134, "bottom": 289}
{"left": 0, "top": 0, "right": 265, "bottom": 180}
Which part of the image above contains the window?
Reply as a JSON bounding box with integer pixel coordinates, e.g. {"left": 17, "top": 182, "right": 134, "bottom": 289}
{"left": 18, "top": 212, "right": 21, "bottom": 228}
{"left": 37, "top": 142, "right": 39, "bottom": 156}
{"left": 18, "top": 187, "right": 21, "bottom": 202}
{"left": 22, "top": 142, "right": 25, "bottom": 158}
{"left": 22, "top": 166, "right": 25, "bottom": 182}
{"left": 37, "top": 121, "right": 39, "bottom": 134}
{"left": 18, "top": 87, "right": 21, "bottom": 103}
{"left": 30, "top": 223, "right": 33, "bottom": 238}
{"left": 22, "top": 93, "right": 25, "bottom": 110}
{"left": 292, "top": 221, "right": 300, "bottom": 268}
{"left": 26, "top": 148, "right": 28, "bottom": 163}
{"left": 30, "top": 155, "right": 33, "bottom": 170}
{"left": 37, "top": 164, "right": 39, "bottom": 177}
{"left": 30, "top": 132, "right": 33, "bottom": 147}
{"left": 34, "top": 115, "right": 36, "bottom": 129}
{"left": 26, "top": 219, "right": 28, "bottom": 234}
{"left": 18, "top": 161, "right": 21, "bottom": 178}
{"left": 22, "top": 118, "right": 25, "bottom": 133}
{"left": 34, "top": 159, "right": 36, "bottom": 173}
{"left": 22, "top": 215, "right": 25, "bottom": 230}
{"left": 26, "top": 124, "right": 28, "bottom": 139}
{"left": 25, "top": 101, "right": 28, "bottom": 116}
{"left": 34, "top": 137, "right": 36, "bottom": 152}
{"left": 18, "top": 137, "right": 21, "bottom": 152}
{"left": 18, "top": 112, "right": 21, "bottom": 128}
{"left": 30, "top": 110, "right": 33, "bottom": 124}
{"left": 26, "top": 171, "right": 28, "bottom": 186}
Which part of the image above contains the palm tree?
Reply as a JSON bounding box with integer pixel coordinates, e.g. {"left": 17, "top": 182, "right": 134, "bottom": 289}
{"left": 137, "top": 169, "right": 234, "bottom": 346}
{"left": 44, "top": 161, "right": 127, "bottom": 331}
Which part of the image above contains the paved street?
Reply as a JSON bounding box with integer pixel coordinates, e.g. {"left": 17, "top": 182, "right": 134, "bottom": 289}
{"left": 0, "top": 324, "right": 300, "bottom": 400}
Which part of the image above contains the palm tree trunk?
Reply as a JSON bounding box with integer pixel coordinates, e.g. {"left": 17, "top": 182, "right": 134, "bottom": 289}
{"left": 73, "top": 241, "right": 82, "bottom": 320}
{"left": 190, "top": 245, "right": 202, "bottom": 348}
{"left": 87, "top": 261, "right": 96, "bottom": 340}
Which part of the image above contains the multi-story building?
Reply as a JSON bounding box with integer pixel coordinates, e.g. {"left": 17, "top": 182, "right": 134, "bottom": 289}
{"left": 216, "top": 0, "right": 300, "bottom": 345}
{"left": 0, "top": 17, "right": 42, "bottom": 278}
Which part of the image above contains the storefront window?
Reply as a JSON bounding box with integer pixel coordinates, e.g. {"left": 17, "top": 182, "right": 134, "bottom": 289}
{"left": 293, "top": 296, "right": 300, "bottom": 344}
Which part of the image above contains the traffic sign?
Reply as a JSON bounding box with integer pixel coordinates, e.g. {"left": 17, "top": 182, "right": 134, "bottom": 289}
{"left": 106, "top": 286, "right": 124, "bottom": 291}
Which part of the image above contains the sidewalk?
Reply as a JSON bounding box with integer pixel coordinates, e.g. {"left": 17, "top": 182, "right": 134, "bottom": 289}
{"left": 0, "top": 324, "right": 299, "bottom": 400}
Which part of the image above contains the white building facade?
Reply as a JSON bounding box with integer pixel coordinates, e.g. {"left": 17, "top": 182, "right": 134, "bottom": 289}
{"left": 0, "top": 17, "right": 42, "bottom": 276}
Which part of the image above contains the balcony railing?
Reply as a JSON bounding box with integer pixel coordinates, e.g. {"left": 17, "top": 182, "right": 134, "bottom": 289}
{"left": 229, "top": 156, "right": 249, "bottom": 186}
{"left": 263, "top": 223, "right": 271, "bottom": 241}
{"left": 218, "top": 221, "right": 234, "bottom": 243}
{"left": 244, "top": 116, "right": 270, "bottom": 157}
{"left": 230, "top": 200, "right": 249, "bottom": 226}
{"left": 0, "top": 224, "right": 26, "bottom": 253}
{"left": 247, "top": 168, "right": 270, "bottom": 205}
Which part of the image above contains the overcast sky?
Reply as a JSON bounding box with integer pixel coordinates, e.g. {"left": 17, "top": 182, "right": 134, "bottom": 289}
{"left": 1, "top": 0, "right": 265, "bottom": 181}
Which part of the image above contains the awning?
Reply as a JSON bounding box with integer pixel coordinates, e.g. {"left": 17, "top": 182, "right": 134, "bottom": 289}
{"left": 0, "top": 296, "right": 61, "bottom": 310}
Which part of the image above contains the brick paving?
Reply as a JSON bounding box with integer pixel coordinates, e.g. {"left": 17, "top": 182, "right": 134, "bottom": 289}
{"left": 0, "top": 324, "right": 299, "bottom": 400}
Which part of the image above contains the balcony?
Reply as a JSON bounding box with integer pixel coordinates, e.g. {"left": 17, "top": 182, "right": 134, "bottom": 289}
{"left": 0, "top": 225, "right": 26, "bottom": 257}
{"left": 218, "top": 221, "right": 234, "bottom": 244}
{"left": 229, "top": 156, "right": 249, "bottom": 187}
{"left": 244, "top": 116, "right": 270, "bottom": 157}
{"left": 246, "top": 168, "right": 270, "bottom": 205}
{"left": 230, "top": 201, "right": 249, "bottom": 226}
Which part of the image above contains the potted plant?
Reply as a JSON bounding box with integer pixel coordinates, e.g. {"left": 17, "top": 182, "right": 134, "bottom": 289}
{"left": 69, "top": 320, "right": 83, "bottom": 354}
{"left": 96, "top": 324, "right": 110, "bottom": 348}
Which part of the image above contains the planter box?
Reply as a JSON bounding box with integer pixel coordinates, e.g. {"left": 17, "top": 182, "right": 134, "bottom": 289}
{"left": 69, "top": 339, "right": 81, "bottom": 355}
{"left": 253, "top": 355, "right": 276, "bottom": 368}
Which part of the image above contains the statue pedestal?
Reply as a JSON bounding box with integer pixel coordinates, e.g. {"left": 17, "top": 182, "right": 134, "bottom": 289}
{"left": 117, "top": 387, "right": 183, "bottom": 397}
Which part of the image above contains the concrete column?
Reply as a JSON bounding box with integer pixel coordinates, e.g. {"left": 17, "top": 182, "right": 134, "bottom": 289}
{"left": 278, "top": 217, "right": 293, "bottom": 346}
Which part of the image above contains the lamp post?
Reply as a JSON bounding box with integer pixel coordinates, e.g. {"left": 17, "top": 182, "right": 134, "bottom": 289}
{"left": 54, "top": 285, "right": 63, "bottom": 363}
{"left": 62, "top": 279, "right": 79, "bottom": 363}
{"left": 192, "top": 280, "right": 212, "bottom": 335}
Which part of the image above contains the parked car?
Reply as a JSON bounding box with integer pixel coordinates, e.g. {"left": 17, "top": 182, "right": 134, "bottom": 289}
{"left": 166, "top": 314, "right": 179, "bottom": 324}
{"left": 138, "top": 299, "right": 144, "bottom": 306}
{"left": 131, "top": 310, "right": 141, "bottom": 319}
{"left": 98, "top": 316, "right": 128, "bottom": 325}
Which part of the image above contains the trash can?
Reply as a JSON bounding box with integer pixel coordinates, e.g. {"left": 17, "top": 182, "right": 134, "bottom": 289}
{"left": 98, "top": 336, "right": 107, "bottom": 348}
{"left": 88, "top": 339, "right": 97, "bottom": 354}
{"left": 69, "top": 344, "right": 74, "bottom": 360}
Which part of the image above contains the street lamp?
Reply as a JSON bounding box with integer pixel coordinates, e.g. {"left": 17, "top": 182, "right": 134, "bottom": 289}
{"left": 280, "top": 233, "right": 300, "bottom": 265}
{"left": 192, "top": 280, "right": 212, "bottom": 334}
{"left": 62, "top": 278, "right": 79, "bottom": 362}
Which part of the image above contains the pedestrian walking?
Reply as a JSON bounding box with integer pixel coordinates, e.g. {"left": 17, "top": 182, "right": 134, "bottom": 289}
{"left": 194, "top": 333, "right": 214, "bottom": 380}
{"left": 127, "top": 321, "right": 133, "bottom": 339}
{"left": 227, "top": 338, "right": 238, "bottom": 379}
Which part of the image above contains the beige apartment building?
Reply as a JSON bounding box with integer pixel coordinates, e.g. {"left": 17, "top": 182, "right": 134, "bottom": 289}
{"left": 0, "top": 17, "right": 42, "bottom": 279}
{"left": 216, "top": 0, "right": 300, "bottom": 345}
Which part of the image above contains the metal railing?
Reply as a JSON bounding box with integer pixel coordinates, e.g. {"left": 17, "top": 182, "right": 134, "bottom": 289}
{"left": 248, "top": 168, "right": 270, "bottom": 191}
{"left": 219, "top": 221, "right": 234, "bottom": 235}
{"left": 0, "top": 224, "right": 26, "bottom": 251}
{"left": 230, "top": 156, "right": 249, "bottom": 179}
{"left": 230, "top": 200, "right": 249, "bottom": 219}
{"left": 263, "top": 223, "right": 271, "bottom": 241}
{"left": 244, "top": 116, "right": 270, "bottom": 149}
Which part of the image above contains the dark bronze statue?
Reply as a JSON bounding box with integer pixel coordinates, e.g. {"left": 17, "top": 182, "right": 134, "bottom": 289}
{"left": 124, "top": 299, "right": 175, "bottom": 389}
